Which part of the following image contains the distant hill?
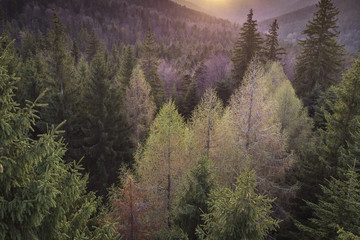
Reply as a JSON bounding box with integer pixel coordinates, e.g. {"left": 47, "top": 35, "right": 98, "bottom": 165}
{"left": 170, "top": 0, "right": 317, "bottom": 23}
{"left": 259, "top": 0, "right": 360, "bottom": 51}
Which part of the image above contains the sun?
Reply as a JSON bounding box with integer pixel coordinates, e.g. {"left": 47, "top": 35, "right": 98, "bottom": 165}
{"left": 201, "top": 0, "right": 229, "bottom": 6}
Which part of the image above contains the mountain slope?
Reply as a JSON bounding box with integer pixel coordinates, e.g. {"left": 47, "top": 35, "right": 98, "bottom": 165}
{"left": 258, "top": 0, "right": 360, "bottom": 51}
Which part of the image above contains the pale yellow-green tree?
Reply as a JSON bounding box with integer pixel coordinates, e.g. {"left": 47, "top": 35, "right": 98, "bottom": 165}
{"left": 228, "top": 58, "right": 292, "bottom": 193}
{"left": 136, "top": 101, "right": 192, "bottom": 230}
{"left": 264, "top": 62, "right": 313, "bottom": 156}
{"left": 125, "top": 65, "right": 156, "bottom": 146}
{"left": 190, "top": 89, "right": 224, "bottom": 160}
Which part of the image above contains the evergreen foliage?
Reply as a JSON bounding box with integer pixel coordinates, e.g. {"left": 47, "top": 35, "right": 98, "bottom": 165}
{"left": 140, "top": 27, "right": 165, "bottom": 109}
{"left": 81, "top": 50, "right": 131, "bottom": 195}
{"left": 173, "top": 157, "right": 215, "bottom": 240}
{"left": 293, "top": 0, "right": 344, "bottom": 115}
{"left": 196, "top": 169, "right": 279, "bottom": 240}
{"left": 231, "top": 9, "right": 263, "bottom": 88}
{"left": 0, "top": 40, "right": 112, "bottom": 240}
{"left": 264, "top": 19, "right": 284, "bottom": 61}
{"left": 297, "top": 165, "right": 360, "bottom": 239}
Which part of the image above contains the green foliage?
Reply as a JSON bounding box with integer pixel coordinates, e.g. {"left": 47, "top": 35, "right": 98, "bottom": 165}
{"left": 0, "top": 41, "right": 111, "bottom": 240}
{"left": 118, "top": 45, "right": 136, "bottom": 93}
{"left": 264, "top": 19, "right": 284, "bottom": 61}
{"left": 231, "top": 9, "right": 263, "bottom": 88}
{"left": 81, "top": 50, "right": 131, "bottom": 195}
{"left": 297, "top": 165, "right": 360, "bottom": 239}
{"left": 197, "top": 169, "right": 279, "bottom": 240}
{"left": 173, "top": 157, "right": 215, "bottom": 240}
{"left": 140, "top": 27, "right": 165, "bottom": 109}
{"left": 293, "top": 0, "right": 344, "bottom": 115}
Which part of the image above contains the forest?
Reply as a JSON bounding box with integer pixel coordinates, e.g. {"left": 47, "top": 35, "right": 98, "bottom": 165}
{"left": 1, "top": 0, "right": 360, "bottom": 239}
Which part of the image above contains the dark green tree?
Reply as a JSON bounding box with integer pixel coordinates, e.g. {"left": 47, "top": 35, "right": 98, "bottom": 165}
{"left": 86, "top": 30, "right": 101, "bottom": 61}
{"left": 297, "top": 164, "right": 360, "bottom": 239}
{"left": 196, "top": 169, "right": 279, "bottom": 240}
{"left": 293, "top": 56, "right": 360, "bottom": 239}
{"left": 231, "top": 9, "right": 263, "bottom": 88}
{"left": 118, "top": 45, "right": 136, "bottom": 93}
{"left": 264, "top": 19, "right": 284, "bottom": 61}
{"left": 0, "top": 41, "right": 114, "bottom": 240}
{"left": 81, "top": 50, "right": 131, "bottom": 195}
{"left": 173, "top": 157, "right": 215, "bottom": 240}
{"left": 140, "top": 26, "right": 165, "bottom": 109}
{"left": 293, "top": 0, "right": 344, "bottom": 115}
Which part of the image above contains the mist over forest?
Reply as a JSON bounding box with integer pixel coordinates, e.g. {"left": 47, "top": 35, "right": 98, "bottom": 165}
{"left": 1, "top": 0, "right": 360, "bottom": 239}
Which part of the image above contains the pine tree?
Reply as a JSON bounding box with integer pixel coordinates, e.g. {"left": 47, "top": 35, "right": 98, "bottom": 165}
{"left": 125, "top": 65, "right": 156, "bottom": 146}
{"left": 293, "top": 0, "right": 344, "bottom": 115}
{"left": 173, "top": 157, "right": 215, "bottom": 240}
{"left": 140, "top": 26, "right": 165, "bottom": 109}
{"left": 264, "top": 19, "right": 284, "bottom": 61}
{"left": 0, "top": 41, "right": 113, "bottom": 240}
{"left": 231, "top": 9, "right": 263, "bottom": 88}
{"left": 196, "top": 169, "right": 279, "bottom": 240}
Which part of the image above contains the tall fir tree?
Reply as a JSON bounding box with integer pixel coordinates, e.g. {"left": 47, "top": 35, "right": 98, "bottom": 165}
{"left": 231, "top": 9, "right": 263, "bottom": 88}
{"left": 294, "top": 56, "right": 360, "bottom": 239}
{"left": 173, "top": 157, "right": 215, "bottom": 240}
{"left": 196, "top": 169, "right": 279, "bottom": 240}
{"left": 297, "top": 164, "right": 360, "bottom": 239}
{"left": 0, "top": 41, "right": 114, "bottom": 240}
{"left": 118, "top": 45, "right": 136, "bottom": 93}
{"left": 140, "top": 26, "right": 165, "bottom": 109}
{"left": 293, "top": 0, "right": 344, "bottom": 116}
{"left": 86, "top": 30, "right": 101, "bottom": 61}
{"left": 81, "top": 50, "right": 131, "bottom": 195}
{"left": 264, "top": 19, "right": 284, "bottom": 61}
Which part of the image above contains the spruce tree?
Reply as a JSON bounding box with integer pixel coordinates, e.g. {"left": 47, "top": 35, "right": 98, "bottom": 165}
{"left": 86, "top": 30, "right": 101, "bottom": 61}
{"left": 0, "top": 41, "right": 113, "bottom": 240}
{"left": 293, "top": 0, "right": 344, "bottom": 115}
{"left": 173, "top": 157, "right": 215, "bottom": 240}
{"left": 297, "top": 165, "right": 360, "bottom": 239}
{"left": 264, "top": 19, "right": 284, "bottom": 61}
{"left": 294, "top": 56, "right": 360, "bottom": 238}
{"left": 118, "top": 45, "right": 136, "bottom": 93}
{"left": 140, "top": 26, "right": 165, "bottom": 109}
{"left": 81, "top": 50, "right": 131, "bottom": 195}
{"left": 196, "top": 169, "right": 279, "bottom": 240}
{"left": 231, "top": 9, "right": 263, "bottom": 88}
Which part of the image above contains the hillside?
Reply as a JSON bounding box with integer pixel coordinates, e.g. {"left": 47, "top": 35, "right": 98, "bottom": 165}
{"left": 259, "top": 0, "right": 360, "bottom": 51}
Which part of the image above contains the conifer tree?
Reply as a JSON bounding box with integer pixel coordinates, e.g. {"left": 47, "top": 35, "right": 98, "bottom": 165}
{"left": 136, "top": 101, "right": 191, "bottom": 230}
{"left": 190, "top": 89, "right": 223, "bottom": 160}
{"left": 118, "top": 45, "right": 136, "bottom": 93}
{"left": 81, "top": 50, "right": 131, "bottom": 195}
{"left": 196, "top": 169, "right": 279, "bottom": 240}
{"left": 293, "top": 0, "right": 344, "bottom": 115}
{"left": 140, "top": 27, "right": 165, "bottom": 109}
{"left": 0, "top": 41, "right": 113, "bottom": 240}
{"left": 86, "top": 30, "right": 101, "bottom": 61}
{"left": 231, "top": 9, "right": 263, "bottom": 88}
{"left": 173, "top": 157, "right": 215, "bottom": 240}
{"left": 125, "top": 65, "right": 156, "bottom": 146}
{"left": 294, "top": 57, "right": 360, "bottom": 237}
{"left": 264, "top": 19, "right": 284, "bottom": 61}
{"left": 107, "top": 174, "right": 154, "bottom": 240}
{"left": 297, "top": 165, "right": 360, "bottom": 239}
